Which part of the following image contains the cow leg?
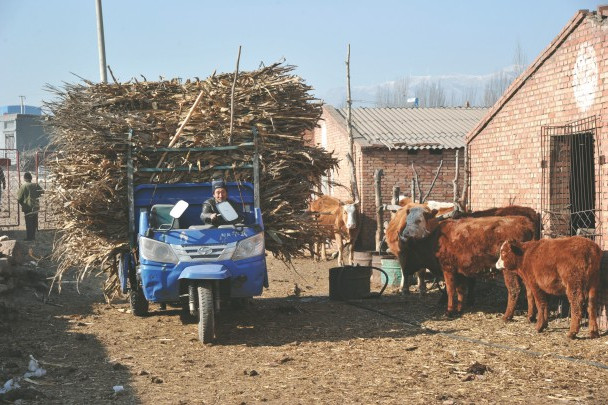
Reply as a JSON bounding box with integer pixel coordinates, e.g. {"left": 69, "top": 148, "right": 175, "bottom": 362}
{"left": 565, "top": 284, "right": 584, "bottom": 340}
{"left": 455, "top": 278, "right": 467, "bottom": 313}
{"left": 531, "top": 287, "right": 549, "bottom": 333}
{"left": 501, "top": 269, "right": 521, "bottom": 322}
{"left": 526, "top": 286, "right": 536, "bottom": 323}
{"left": 397, "top": 254, "right": 409, "bottom": 295}
{"left": 335, "top": 232, "right": 344, "bottom": 267}
{"left": 310, "top": 242, "right": 318, "bottom": 261}
{"left": 587, "top": 285, "right": 599, "bottom": 338}
{"left": 320, "top": 241, "right": 327, "bottom": 261}
{"left": 443, "top": 271, "right": 458, "bottom": 317}
{"left": 416, "top": 270, "right": 426, "bottom": 294}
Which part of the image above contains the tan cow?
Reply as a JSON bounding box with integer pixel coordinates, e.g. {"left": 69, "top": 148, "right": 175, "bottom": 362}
{"left": 309, "top": 195, "right": 360, "bottom": 267}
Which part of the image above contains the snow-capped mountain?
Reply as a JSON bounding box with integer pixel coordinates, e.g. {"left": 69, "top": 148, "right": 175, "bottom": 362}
{"left": 320, "top": 65, "right": 522, "bottom": 108}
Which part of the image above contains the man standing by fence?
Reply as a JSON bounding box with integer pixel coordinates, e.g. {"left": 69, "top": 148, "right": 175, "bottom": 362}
{"left": 17, "top": 172, "right": 44, "bottom": 241}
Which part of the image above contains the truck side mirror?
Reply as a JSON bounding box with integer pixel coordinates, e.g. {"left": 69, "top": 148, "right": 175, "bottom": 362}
{"left": 216, "top": 201, "right": 239, "bottom": 222}
{"left": 170, "top": 200, "right": 189, "bottom": 219}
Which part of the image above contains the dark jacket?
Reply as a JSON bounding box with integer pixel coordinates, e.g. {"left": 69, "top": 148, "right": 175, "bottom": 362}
{"left": 200, "top": 198, "right": 243, "bottom": 226}
{"left": 17, "top": 181, "right": 44, "bottom": 214}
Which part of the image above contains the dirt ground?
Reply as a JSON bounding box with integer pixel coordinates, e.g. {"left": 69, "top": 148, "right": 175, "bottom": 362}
{"left": 2, "top": 230, "right": 608, "bottom": 404}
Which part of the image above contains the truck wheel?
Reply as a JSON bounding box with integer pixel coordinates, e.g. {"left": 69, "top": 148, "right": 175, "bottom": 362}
{"left": 198, "top": 282, "right": 215, "bottom": 343}
{"left": 130, "top": 289, "right": 149, "bottom": 317}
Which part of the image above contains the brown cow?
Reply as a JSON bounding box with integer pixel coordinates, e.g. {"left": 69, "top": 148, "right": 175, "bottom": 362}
{"left": 397, "top": 205, "right": 541, "bottom": 303}
{"left": 309, "top": 195, "right": 360, "bottom": 267}
{"left": 496, "top": 236, "right": 603, "bottom": 339}
{"left": 453, "top": 205, "right": 541, "bottom": 239}
{"left": 399, "top": 208, "right": 535, "bottom": 318}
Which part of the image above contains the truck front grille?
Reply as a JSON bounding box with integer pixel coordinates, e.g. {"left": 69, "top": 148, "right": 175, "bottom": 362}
{"left": 173, "top": 243, "right": 236, "bottom": 262}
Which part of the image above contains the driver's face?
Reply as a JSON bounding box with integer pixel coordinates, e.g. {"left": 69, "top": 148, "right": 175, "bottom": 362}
{"left": 213, "top": 187, "right": 227, "bottom": 202}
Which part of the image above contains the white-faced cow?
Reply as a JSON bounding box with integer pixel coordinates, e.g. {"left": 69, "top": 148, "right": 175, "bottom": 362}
{"left": 309, "top": 195, "right": 360, "bottom": 266}
{"left": 496, "top": 236, "right": 603, "bottom": 339}
{"left": 399, "top": 208, "right": 536, "bottom": 318}
{"left": 386, "top": 203, "right": 438, "bottom": 294}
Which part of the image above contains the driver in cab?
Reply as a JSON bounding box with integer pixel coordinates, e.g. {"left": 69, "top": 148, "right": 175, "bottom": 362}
{"left": 200, "top": 179, "right": 243, "bottom": 226}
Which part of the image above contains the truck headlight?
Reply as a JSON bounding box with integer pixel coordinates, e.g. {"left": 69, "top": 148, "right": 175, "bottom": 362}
{"left": 139, "top": 237, "right": 178, "bottom": 264}
{"left": 232, "top": 233, "right": 265, "bottom": 261}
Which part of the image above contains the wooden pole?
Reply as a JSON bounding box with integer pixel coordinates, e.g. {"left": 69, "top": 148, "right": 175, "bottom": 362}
{"left": 228, "top": 45, "right": 242, "bottom": 146}
{"left": 411, "top": 178, "right": 416, "bottom": 202}
{"left": 345, "top": 44, "right": 360, "bottom": 203}
{"left": 411, "top": 164, "right": 422, "bottom": 203}
{"left": 391, "top": 186, "right": 400, "bottom": 205}
{"left": 374, "top": 169, "right": 384, "bottom": 252}
{"left": 453, "top": 149, "right": 461, "bottom": 210}
{"left": 151, "top": 88, "right": 206, "bottom": 180}
{"left": 421, "top": 159, "right": 443, "bottom": 203}
{"left": 460, "top": 146, "right": 469, "bottom": 210}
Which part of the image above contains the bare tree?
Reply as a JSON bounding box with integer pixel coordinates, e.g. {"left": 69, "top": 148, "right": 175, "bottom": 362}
{"left": 375, "top": 77, "right": 411, "bottom": 107}
{"left": 392, "top": 77, "right": 410, "bottom": 106}
{"left": 482, "top": 71, "right": 511, "bottom": 107}
{"left": 460, "top": 86, "right": 479, "bottom": 107}
{"left": 513, "top": 40, "right": 528, "bottom": 77}
{"left": 415, "top": 79, "right": 446, "bottom": 107}
{"left": 375, "top": 83, "right": 392, "bottom": 107}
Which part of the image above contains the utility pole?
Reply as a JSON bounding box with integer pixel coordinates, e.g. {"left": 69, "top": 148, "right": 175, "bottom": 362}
{"left": 95, "top": 0, "right": 107, "bottom": 83}
{"left": 345, "top": 44, "right": 360, "bottom": 203}
{"left": 18, "top": 96, "right": 25, "bottom": 114}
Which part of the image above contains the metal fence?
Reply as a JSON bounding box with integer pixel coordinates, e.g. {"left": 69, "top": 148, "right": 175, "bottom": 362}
{"left": 0, "top": 149, "right": 58, "bottom": 231}
{"left": 541, "top": 116, "right": 602, "bottom": 244}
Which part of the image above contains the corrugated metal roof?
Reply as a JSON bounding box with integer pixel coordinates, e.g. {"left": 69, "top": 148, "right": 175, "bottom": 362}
{"left": 328, "top": 106, "right": 488, "bottom": 150}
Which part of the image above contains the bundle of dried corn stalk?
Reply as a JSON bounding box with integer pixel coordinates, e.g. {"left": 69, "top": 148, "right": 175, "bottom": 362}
{"left": 44, "top": 63, "right": 337, "bottom": 299}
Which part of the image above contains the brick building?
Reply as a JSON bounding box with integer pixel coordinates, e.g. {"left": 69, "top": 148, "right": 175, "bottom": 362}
{"left": 309, "top": 105, "right": 487, "bottom": 250}
{"left": 466, "top": 7, "right": 608, "bottom": 324}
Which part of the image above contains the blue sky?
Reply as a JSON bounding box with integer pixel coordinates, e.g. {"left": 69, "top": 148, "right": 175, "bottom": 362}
{"left": 0, "top": 0, "right": 603, "bottom": 108}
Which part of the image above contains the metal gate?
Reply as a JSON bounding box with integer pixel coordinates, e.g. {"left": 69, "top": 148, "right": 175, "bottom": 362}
{"left": 541, "top": 116, "right": 602, "bottom": 244}
{"left": 35, "top": 150, "right": 58, "bottom": 230}
{"left": 0, "top": 149, "right": 21, "bottom": 228}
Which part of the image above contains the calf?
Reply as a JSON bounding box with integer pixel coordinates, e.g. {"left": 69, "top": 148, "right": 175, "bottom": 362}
{"left": 309, "top": 195, "right": 360, "bottom": 266}
{"left": 399, "top": 213, "right": 535, "bottom": 318}
{"left": 496, "top": 236, "right": 602, "bottom": 339}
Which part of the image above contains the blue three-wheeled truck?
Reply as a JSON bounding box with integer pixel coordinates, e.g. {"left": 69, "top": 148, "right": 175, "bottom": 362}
{"left": 118, "top": 130, "right": 268, "bottom": 343}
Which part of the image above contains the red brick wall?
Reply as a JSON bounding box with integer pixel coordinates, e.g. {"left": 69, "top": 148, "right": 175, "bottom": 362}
{"left": 468, "top": 16, "right": 607, "bottom": 242}
{"left": 357, "top": 147, "right": 463, "bottom": 250}
{"left": 310, "top": 107, "right": 464, "bottom": 251}
{"left": 468, "top": 14, "right": 608, "bottom": 317}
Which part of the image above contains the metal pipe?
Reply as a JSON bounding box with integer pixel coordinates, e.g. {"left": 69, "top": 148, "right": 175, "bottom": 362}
{"left": 95, "top": 0, "right": 107, "bottom": 83}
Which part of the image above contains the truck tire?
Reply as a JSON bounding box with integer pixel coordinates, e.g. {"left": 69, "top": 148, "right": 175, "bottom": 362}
{"left": 130, "top": 289, "right": 149, "bottom": 317}
{"left": 198, "top": 282, "right": 215, "bottom": 343}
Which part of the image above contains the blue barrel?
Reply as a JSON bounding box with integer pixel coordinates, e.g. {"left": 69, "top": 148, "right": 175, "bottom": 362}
{"left": 380, "top": 258, "right": 402, "bottom": 287}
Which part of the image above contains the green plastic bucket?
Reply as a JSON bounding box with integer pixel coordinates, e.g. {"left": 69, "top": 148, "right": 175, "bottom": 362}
{"left": 380, "top": 258, "right": 402, "bottom": 287}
